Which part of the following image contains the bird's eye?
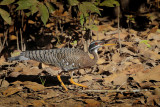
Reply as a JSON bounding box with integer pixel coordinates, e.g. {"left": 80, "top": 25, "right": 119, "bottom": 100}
{"left": 95, "top": 42, "right": 98, "bottom": 45}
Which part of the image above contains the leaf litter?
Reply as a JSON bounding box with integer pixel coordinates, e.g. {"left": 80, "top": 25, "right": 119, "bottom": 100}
{"left": 1, "top": 14, "right": 160, "bottom": 107}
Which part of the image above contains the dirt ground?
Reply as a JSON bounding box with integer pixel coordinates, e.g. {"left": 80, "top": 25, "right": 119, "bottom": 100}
{"left": 1, "top": 26, "right": 160, "bottom": 106}
{"left": 0, "top": 2, "right": 160, "bottom": 106}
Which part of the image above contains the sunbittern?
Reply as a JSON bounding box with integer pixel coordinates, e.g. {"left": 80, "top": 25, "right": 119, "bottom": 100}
{"left": 8, "top": 38, "right": 115, "bottom": 91}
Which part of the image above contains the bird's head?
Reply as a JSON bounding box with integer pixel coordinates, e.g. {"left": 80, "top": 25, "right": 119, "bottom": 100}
{"left": 89, "top": 38, "right": 116, "bottom": 53}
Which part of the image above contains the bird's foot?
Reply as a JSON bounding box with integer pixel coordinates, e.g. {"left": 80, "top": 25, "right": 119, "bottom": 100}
{"left": 69, "top": 78, "right": 88, "bottom": 88}
{"left": 57, "top": 75, "right": 68, "bottom": 91}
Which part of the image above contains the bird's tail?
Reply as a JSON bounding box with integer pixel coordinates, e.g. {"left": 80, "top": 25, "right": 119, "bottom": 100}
{"left": 8, "top": 53, "right": 30, "bottom": 61}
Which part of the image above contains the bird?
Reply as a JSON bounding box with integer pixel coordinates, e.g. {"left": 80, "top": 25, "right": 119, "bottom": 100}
{"left": 8, "top": 38, "right": 116, "bottom": 91}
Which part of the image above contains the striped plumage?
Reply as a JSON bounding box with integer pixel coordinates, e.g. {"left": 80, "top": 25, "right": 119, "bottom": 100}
{"left": 9, "top": 48, "right": 97, "bottom": 71}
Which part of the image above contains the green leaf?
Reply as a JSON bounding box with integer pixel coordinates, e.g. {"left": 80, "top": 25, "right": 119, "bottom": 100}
{"left": 79, "top": 2, "right": 101, "bottom": 16}
{"left": 0, "top": 8, "right": 12, "bottom": 25}
{"left": 45, "top": 2, "right": 55, "bottom": 13}
{"left": 70, "top": 40, "right": 78, "bottom": 46}
{"left": 30, "top": 4, "right": 38, "bottom": 15}
{"left": 68, "top": 0, "right": 79, "bottom": 6}
{"left": 79, "top": 3, "right": 87, "bottom": 16}
{"left": 0, "top": 0, "right": 15, "bottom": 5}
{"left": 140, "top": 40, "right": 151, "bottom": 48}
{"left": 86, "top": 25, "right": 98, "bottom": 31}
{"left": 16, "top": 0, "right": 38, "bottom": 10}
{"left": 100, "top": 0, "right": 120, "bottom": 7}
{"left": 80, "top": 14, "right": 84, "bottom": 26}
{"left": 25, "top": 12, "right": 31, "bottom": 17}
{"left": 38, "top": 3, "right": 49, "bottom": 25}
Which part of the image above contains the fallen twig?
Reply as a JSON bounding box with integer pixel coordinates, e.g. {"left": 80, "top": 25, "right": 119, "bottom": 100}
{"left": 80, "top": 89, "right": 148, "bottom": 93}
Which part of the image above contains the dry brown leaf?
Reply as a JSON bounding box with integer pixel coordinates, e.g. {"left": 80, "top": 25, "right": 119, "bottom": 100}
{"left": 3, "top": 87, "right": 22, "bottom": 96}
{"left": 97, "top": 25, "right": 116, "bottom": 32}
{"left": 28, "top": 20, "right": 35, "bottom": 24}
{"left": 0, "top": 79, "right": 9, "bottom": 88}
{"left": 9, "top": 35, "right": 17, "bottom": 40}
{"left": 22, "top": 67, "right": 42, "bottom": 75}
{"left": 144, "top": 93, "right": 159, "bottom": 106}
{"left": 129, "top": 29, "right": 138, "bottom": 34}
{"left": 11, "top": 81, "right": 23, "bottom": 85}
{"left": 154, "top": 88, "right": 160, "bottom": 96}
{"left": 85, "top": 99, "right": 101, "bottom": 107}
{"left": 28, "top": 60, "right": 40, "bottom": 67}
{"left": 130, "top": 58, "right": 141, "bottom": 64}
{"left": 145, "top": 50, "right": 160, "bottom": 60}
{"left": 100, "top": 95, "right": 110, "bottom": 102}
{"left": 32, "top": 100, "right": 46, "bottom": 107}
{"left": 13, "top": 66, "right": 23, "bottom": 72}
{"left": 9, "top": 71, "right": 20, "bottom": 77}
{"left": 114, "top": 31, "right": 128, "bottom": 39}
{"left": 103, "top": 73, "right": 128, "bottom": 86}
{"left": 39, "top": 89, "right": 59, "bottom": 99}
{"left": 9, "top": 66, "right": 22, "bottom": 77}
{"left": 133, "top": 64, "right": 160, "bottom": 82}
{"left": 0, "top": 55, "right": 5, "bottom": 65}
{"left": 55, "top": 43, "right": 66, "bottom": 48}
{"left": 0, "top": 33, "right": 3, "bottom": 37}
{"left": 79, "top": 75, "right": 93, "bottom": 82}
{"left": 46, "top": 23, "right": 55, "bottom": 28}
{"left": 98, "top": 62, "right": 117, "bottom": 74}
{"left": 79, "top": 69, "right": 86, "bottom": 75}
{"left": 112, "top": 73, "right": 128, "bottom": 86}
{"left": 139, "top": 81, "right": 153, "bottom": 88}
{"left": 17, "top": 99, "right": 30, "bottom": 106}
{"left": 92, "top": 32, "right": 105, "bottom": 40}
{"left": 112, "top": 52, "right": 121, "bottom": 63}
{"left": 121, "top": 42, "right": 134, "bottom": 47}
{"left": 121, "top": 47, "right": 135, "bottom": 55}
{"left": 96, "top": 58, "right": 105, "bottom": 65}
{"left": 123, "top": 64, "right": 145, "bottom": 75}
{"left": 148, "top": 32, "right": 160, "bottom": 40}
{"left": 23, "top": 81, "right": 45, "bottom": 91}
{"left": 9, "top": 25, "right": 14, "bottom": 33}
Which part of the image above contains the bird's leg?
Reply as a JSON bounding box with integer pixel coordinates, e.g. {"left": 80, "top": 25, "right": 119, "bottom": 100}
{"left": 69, "top": 71, "right": 88, "bottom": 88}
{"left": 57, "top": 72, "right": 68, "bottom": 91}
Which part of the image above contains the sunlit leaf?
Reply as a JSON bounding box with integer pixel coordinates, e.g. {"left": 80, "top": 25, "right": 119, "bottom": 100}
{"left": 100, "top": 0, "right": 120, "bottom": 7}
{"left": 0, "top": 8, "right": 12, "bottom": 25}
{"left": 16, "top": 0, "right": 38, "bottom": 10}
{"left": 68, "top": 0, "right": 79, "bottom": 6}
{"left": 140, "top": 40, "right": 151, "bottom": 48}
{"left": 9, "top": 35, "right": 17, "bottom": 40}
{"left": 0, "top": 0, "right": 15, "bottom": 5}
{"left": 70, "top": 40, "right": 77, "bottom": 46}
{"left": 38, "top": 3, "right": 49, "bottom": 25}
{"left": 80, "top": 14, "right": 84, "bottom": 26}
{"left": 45, "top": 2, "right": 55, "bottom": 13}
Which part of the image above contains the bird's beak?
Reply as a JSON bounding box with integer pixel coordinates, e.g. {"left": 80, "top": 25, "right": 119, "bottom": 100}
{"left": 103, "top": 44, "right": 116, "bottom": 46}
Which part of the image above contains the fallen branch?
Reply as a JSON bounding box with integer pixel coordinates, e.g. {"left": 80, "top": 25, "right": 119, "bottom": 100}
{"left": 80, "top": 89, "right": 148, "bottom": 93}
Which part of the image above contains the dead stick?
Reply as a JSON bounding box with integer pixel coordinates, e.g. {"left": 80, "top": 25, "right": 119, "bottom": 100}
{"left": 80, "top": 89, "right": 148, "bottom": 93}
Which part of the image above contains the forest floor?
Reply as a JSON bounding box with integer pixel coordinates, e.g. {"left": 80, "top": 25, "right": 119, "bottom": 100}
{"left": 0, "top": 14, "right": 160, "bottom": 106}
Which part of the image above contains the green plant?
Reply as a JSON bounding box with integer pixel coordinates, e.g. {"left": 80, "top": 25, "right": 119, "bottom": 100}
{"left": 0, "top": 0, "right": 55, "bottom": 25}
{"left": 126, "top": 15, "right": 135, "bottom": 29}
{"left": 39, "top": 76, "right": 46, "bottom": 86}
{"left": 68, "top": 0, "right": 119, "bottom": 28}
{"left": 140, "top": 40, "right": 151, "bottom": 48}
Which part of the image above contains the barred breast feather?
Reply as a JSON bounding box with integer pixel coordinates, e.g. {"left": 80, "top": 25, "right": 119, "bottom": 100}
{"left": 8, "top": 48, "right": 97, "bottom": 71}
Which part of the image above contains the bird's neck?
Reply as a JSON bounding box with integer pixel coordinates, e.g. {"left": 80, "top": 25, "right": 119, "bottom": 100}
{"left": 89, "top": 49, "right": 99, "bottom": 66}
